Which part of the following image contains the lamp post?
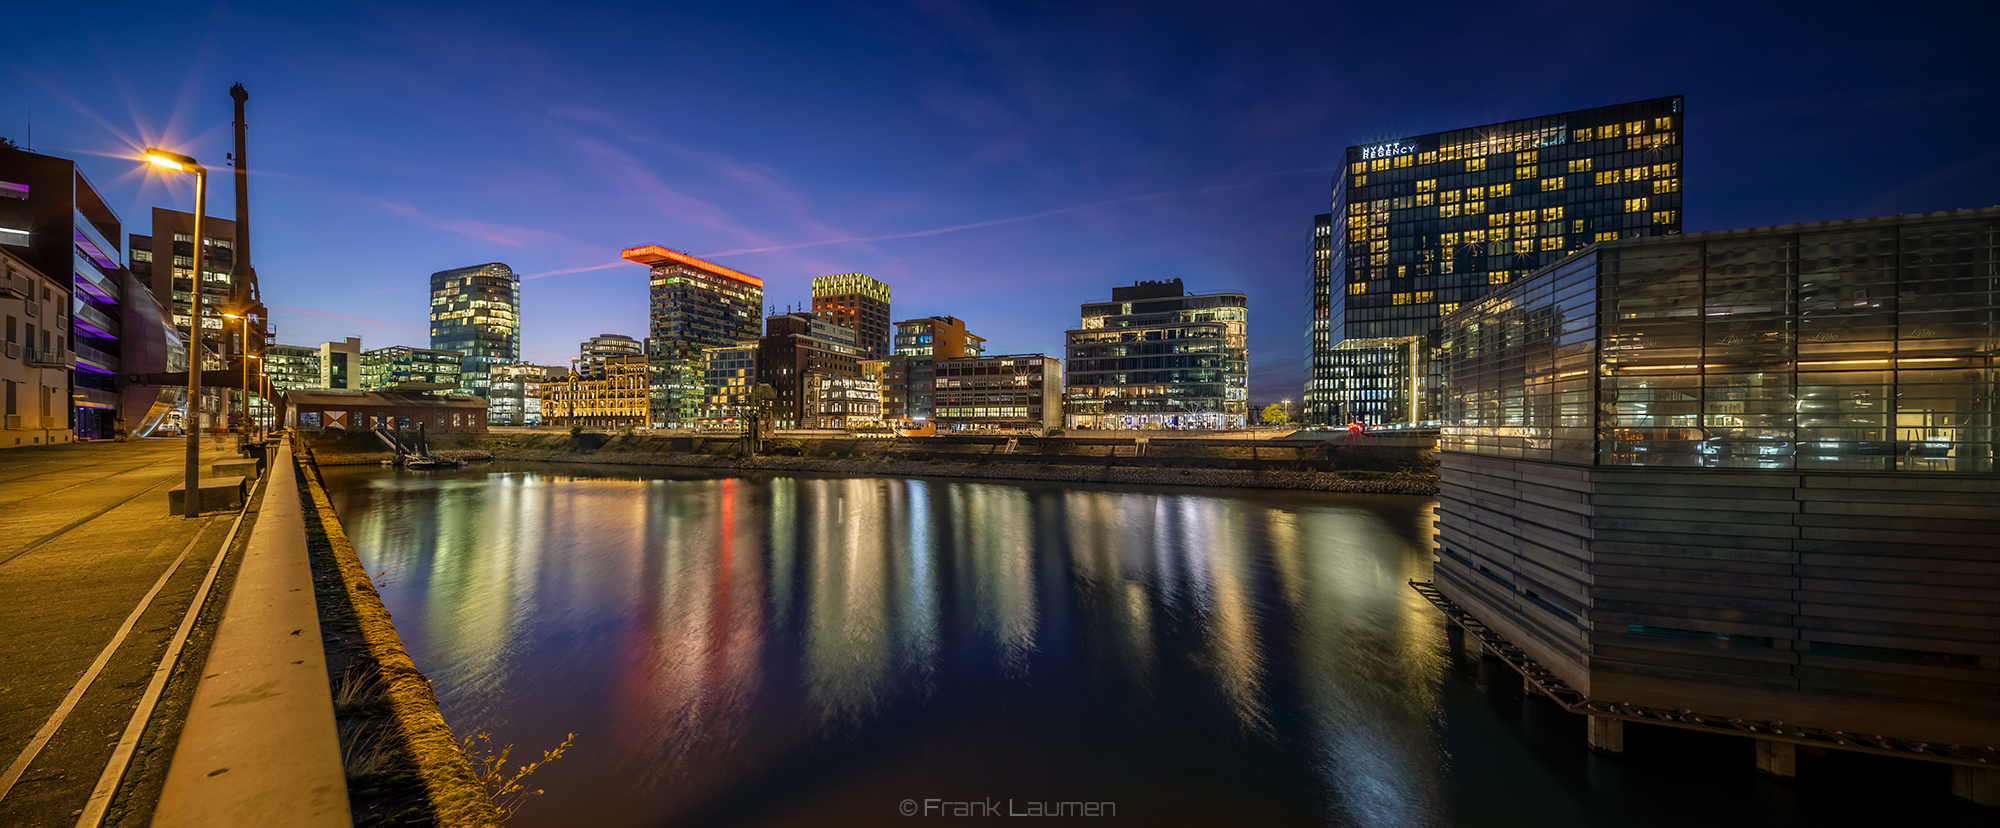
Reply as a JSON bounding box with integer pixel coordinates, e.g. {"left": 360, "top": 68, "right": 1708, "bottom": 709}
{"left": 224, "top": 312, "right": 251, "bottom": 448}
{"left": 145, "top": 148, "right": 207, "bottom": 518}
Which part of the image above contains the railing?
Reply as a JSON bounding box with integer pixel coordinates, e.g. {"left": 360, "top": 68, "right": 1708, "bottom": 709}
{"left": 74, "top": 302, "right": 119, "bottom": 336}
{"left": 24, "top": 346, "right": 77, "bottom": 368}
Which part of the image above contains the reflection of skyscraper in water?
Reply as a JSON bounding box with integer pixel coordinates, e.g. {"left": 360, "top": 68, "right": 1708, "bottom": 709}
{"left": 805, "top": 478, "right": 896, "bottom": 727}
{"left": 948, "top": 484, "right": 1040, "bottom": 674}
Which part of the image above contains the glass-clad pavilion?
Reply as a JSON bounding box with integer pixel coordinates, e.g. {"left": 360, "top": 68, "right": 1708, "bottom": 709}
{"left": 1439, "top": 208, "right": 1997, "bottom": 472}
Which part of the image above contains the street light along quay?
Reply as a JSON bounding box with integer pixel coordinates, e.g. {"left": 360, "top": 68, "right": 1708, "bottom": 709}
{"left": 144, "top": 148, "right": 208, "bottom": 518}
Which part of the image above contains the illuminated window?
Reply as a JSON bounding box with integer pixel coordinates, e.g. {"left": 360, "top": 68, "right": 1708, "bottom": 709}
{"left": 1439, "top": 203, "right": 1460, "bottom": 217}
{"left": 1653, "top": 116, "right": 1674, "bottom": 130}
{"left": 1393, "top": 155, "right": 1413, "bottom": 168}
{"left": 1594, "top": 231, "right": 1619, "bottom": 242}
{"left": 1653, "top": 178, "right": 1680, "bottom": 193}
{"left": 1491, "top": 226, "right": 1511, "bottom": 240}
{"left": 1442, "top": 190, "right": 1461, "bottom": 204}
{"left": 1370, "top": 158, "right": 1390, "bottom": 172}
{"left": 1626, "top": 120, "right": 1644, "bottom": 134}
{"left": 1370, "top": 240, "right": 1389, "bottom": 253}
{"left": 1417, "top": 179, "right": 1436, "bottom": 192}
{"left": 1415, "top": 291, "right": 1434, "bottom": 303}
{"left": 1347, "top": 282, "right": 1366, "bottom": 295}
{"left": 1370, "top": 226, "right": 1387, "bottom": 239}
{"left": 1417, "top": 151, "right": 1438, "bottom": 164}
{"left": 1397, "top": 265, "right": 1407, "bottom": 277}
{"left": 1353, "top": 175, "right": 1366, "bottom": 187}
{"left": 1567, "top": 158, "right": 1593, "bottom": 173}
{"left": 1516, "top": 151, "right": 1538, "bottom": 165}
{"left": 1541, "top": 207, "right": 1565, "bottom": 221}
{"left": 1371, "top": 253, "right": 1387, "bottom": 266}
{"left": 1350, "top": 162, "right": 1367, "bottom": 174}
{"left": 1349, "top": 228, "right": 1366, "bottom": 242}
{"left": 1466, "top": 186, "right": 1485, "bottom": 199}
{"left": 1488, "top": 272, "right": 1509, "bottom": 285}
{"left": 1441, "top": 232, "right": 1460, "bottom": 245}
{"left": 1540, "top": 237, "right": 1562, "bottom": 251}
{"left": 1574, "top": 127, "right": 1594, "bottom": 141}
{"left": 1516, "top": 166, "right": 1537, "bottom": 180}
{"left": 1652, "top": 210, "right": 1679, "bottom": 225}
{"left": 1466, "top": 229, "right": 1487, "bottom": 243}
{"left": 1439, "top": 302, "right": 1460, "bottom": 316}
{"left": 1392, "top": 292, "right": 1412, "bottom": 305}
{"left": 1572, "top": 220, "right": 1585, "bottom": 233}
{"left": 1465, "top": 200, "right": 1485, "bottom": 214}
{"left": 1628, "top": 133, "right": 1675, "bottom": 150}
{"left": 1625, "top": 197, "right": 1649, "bottom": 212}
{"left": 1600, "top": 123, "right": 1623, "bottom": 139}
{"left": 1541, "top": 177, "right": 1565, "bottom": 191}
{"left": 1416, "top": 193, "right": 1434, "bottom": 206}
{"left": 1466, "top": 158, "right": 1487, "bottom": 171}
{"left": 1513, "top": 239, "right": 1535, "bottom": 254}
{"left": 1490, "top": 183, "right": 1512, "bottom": 197}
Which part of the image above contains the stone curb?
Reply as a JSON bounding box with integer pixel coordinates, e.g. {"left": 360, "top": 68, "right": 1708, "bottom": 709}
{"left": 294, "top": 441, "right": 502, "bottom": 827}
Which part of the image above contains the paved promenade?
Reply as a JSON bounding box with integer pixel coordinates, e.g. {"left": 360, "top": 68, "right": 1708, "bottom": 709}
{"left": 0, "top": 436, "right": 255, "bottom": 827}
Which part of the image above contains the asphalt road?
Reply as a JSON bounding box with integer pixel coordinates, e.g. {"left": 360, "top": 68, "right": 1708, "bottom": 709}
{"left": 0, "top": 436, "right": 256, "bottom": 827}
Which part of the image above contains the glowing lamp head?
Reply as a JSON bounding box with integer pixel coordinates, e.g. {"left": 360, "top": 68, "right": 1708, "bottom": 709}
{"left": 142, "top": 148, "right": 203, "bottom": 174}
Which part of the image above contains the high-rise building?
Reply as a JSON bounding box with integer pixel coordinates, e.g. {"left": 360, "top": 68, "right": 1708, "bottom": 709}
{"left": 623, "top": 245, "right": 764, "bottom": 426}
{"left": 265, "top": 344, "right": 321, "bottom": 391}
{"left": 1, "top": 146, "right": 184, "bottom": 439}
{"left": 889, "top": 316, "right": 983, "bottom": 421}
{"left": 700, "top": 341, "right": 760, "bottom": 425}
{"left": 359, "top": 345, "right": 463, "bottom": 392}
{"left": 1064, "top": 279, "right": 1248, "bottom": 430}
{"left": 1306, "top": 95, "right": 1685, "bottom": 425}
{"left": 131, "top": 209, "right": 238, "bottom": 338}
{"left": 759, "top": 312, "right": 862, "bottom": 429}
{"left": 578, "top": 333, "right": 643, "bottom": 379}
{"left": 319, "top": 337, "right": 362, "bottom": 389}
{"left": 810, "top": 273, "right": 892, "bottom": 359}
{"left": 429, "top": 262, "right": 520, "bottom": 402}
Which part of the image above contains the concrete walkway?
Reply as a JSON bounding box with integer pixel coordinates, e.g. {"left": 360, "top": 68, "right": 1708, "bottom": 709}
{"left": 152, "top": 439, "right": 348, "bottom": 826}
{"left": 0, "top": 436, "right": 247, "bottom": 827}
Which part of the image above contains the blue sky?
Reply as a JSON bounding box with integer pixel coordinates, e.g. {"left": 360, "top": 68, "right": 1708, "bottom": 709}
{"left": 7, "top": 1, "right": 1997, "bottom": 406}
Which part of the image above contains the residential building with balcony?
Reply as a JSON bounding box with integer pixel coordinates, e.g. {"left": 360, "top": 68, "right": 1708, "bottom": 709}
{"left": 625, "top": 245, "right": 763, "bottom": 426}
{"left": 1, "top": 248, "right": 74, "bottom": 446}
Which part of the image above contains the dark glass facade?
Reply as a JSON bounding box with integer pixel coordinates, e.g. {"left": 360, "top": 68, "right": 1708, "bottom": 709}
{"left": 1439, "top": 208, "right": 1998, "bottom": 472}
{"left": 429, "top": 262, "right": 520, "bottom": 402}
{"left": 1064, "top": 279, "right": 1248, "bottom": 429}
{"left": 1307, "top": 96, "right": 1684, "bottom": 424}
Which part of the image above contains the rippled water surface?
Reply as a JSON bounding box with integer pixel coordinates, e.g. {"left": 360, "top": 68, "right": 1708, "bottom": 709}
{"left": 321, "top": 464, "right": 1972, "bottom": 828}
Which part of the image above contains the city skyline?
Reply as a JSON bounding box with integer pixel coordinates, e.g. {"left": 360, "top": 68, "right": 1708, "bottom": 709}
{"left": 4, "top": 2, "right": 1997, "bottom": 407}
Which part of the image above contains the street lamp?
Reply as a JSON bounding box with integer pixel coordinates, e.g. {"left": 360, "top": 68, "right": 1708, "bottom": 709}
{"left": 145, "top": 148, "right": 207, "bottom": 519}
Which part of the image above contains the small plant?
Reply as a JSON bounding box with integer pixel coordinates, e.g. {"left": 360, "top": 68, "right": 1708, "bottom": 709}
{"left": 371, "top": 570, "right": 393, "bottom": 590}
{"left": 332, "top": 663, "right": 385, "bottom": 715}
{"left": 339, "top": 720, "right": 398, "bottom": 780}
{"left": 462, "top": 731, "right": 576, "bottom": 820}
{"left": 569, "top": 424, "right": 584, "bottom": 438}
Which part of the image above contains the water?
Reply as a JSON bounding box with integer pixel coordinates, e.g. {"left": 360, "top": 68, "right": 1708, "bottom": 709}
{"left": 321, "top": 463, "right": 1977, "bottom": 827}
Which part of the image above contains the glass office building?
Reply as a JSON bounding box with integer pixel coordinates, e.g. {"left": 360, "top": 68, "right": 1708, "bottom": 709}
{"left": 359, "top": 345, "right": 463, "bottom": 393}
{"left": 265, "top": 344, "right": 320, "bottom": 391}
{"left": 624, "top": 245, "right": 764, "bottom": 426}
{"left": 1438, "top": 207, "right": 1998, "bottom": 472}
{"left": 1307, "top": 96, "right": 1684, "bottom": 425}
{"left": 429, "top": 262, "right": 520, "bottom": 404}
{"left": 1064, "top": 279, "right": 1248, "bottom": 430}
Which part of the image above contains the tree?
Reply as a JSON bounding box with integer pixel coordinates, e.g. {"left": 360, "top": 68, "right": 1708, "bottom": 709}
{"left": 1261, "top": 403, "right": 1290, "bottom": 426}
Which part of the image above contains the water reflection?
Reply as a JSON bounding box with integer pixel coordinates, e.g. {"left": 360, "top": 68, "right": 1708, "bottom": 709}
{"left": 325, "top": 466, "right": 1938, "bottom": 828}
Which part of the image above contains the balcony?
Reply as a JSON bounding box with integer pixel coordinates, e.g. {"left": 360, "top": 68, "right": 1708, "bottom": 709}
{"left": 25, "top": 346, "right": 77, "bottom": 369}
{"left": 0, "top": 269, "right": 30, "bottom": 299}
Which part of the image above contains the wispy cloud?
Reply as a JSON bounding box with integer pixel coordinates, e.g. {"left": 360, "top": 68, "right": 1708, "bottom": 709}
{"left": 274, "top": 305, "right": 423, "bottom": 334}
{"left": 703, "top": 166, "right": 1338, "bottom": 258}
{"left": 522, "top": 261, "right": 624, "bottom": 280}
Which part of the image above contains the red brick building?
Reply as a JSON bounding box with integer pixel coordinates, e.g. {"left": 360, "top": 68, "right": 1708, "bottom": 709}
{"left": 282, "top": 389, "right": 488, "bottom": 433}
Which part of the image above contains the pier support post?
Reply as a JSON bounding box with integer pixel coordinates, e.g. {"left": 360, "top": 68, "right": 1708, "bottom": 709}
{"left": 1523, "top": 674, "right": 1538, "bottom": 698}
{"left": 1954, "top": 765, "right": 2000, "bottom": 808}
{"left": 1586, "top": 716, "right": 1623, "bottom": 754}
{"left": 1445, "top": 621, "right": 1464, "bottom": 657}
{"left": 1755, "top": 739, "right": 1796, "bottom": 778}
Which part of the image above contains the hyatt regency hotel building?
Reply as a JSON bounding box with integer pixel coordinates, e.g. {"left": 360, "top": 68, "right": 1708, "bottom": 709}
{"left": 1306, "top": 96, "right": 1685, "bottom": 424}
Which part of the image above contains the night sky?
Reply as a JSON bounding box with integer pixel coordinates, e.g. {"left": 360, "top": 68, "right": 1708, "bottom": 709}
{"left": 7, "top": 1, "right": 1997, "bottom": 406}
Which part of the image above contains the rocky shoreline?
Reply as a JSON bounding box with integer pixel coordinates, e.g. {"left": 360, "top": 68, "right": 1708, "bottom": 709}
{"left": 309, "top": 447, "right": 1438, "bottom": 495}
